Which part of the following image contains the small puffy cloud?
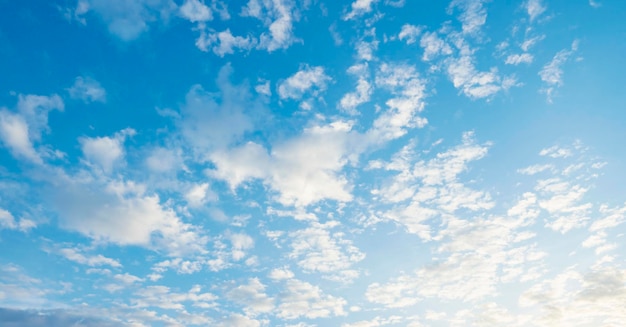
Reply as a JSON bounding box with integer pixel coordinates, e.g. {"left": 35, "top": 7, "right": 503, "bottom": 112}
{"left": 0, "top": 208, "right": 36, "bottom": 232}
{"left": 448, "top": 0, "right": 488, "bottom": 35}
{"left": 184, "top": 183, "right": 217, "bottom": 208}
{"left": 287, "top": 221, "right": 365, "bottom": 282}
{"left": 278, "top": 66, "right": 331, "bottom": 101}
{"left": 255, "top": 80, "right": 271, "bottom": 96}
{"left": 0, "top": 94, "right": 64, "bottom": 164}
{"left": 525, "top": 0, "right": 546, "bottom": 22}
{"left": 196, "top": 29, "right": 255, "bottom": 56}
{"left": 179, "top": 0, "right": 212, "bottom": 23}
{"left": 419, "top": 31, "right": 452, "bottom": 61}
{"left": 398, "top": 24, "right": 422, "bottom": 44}
{"left": 446, "top": 56, "right": 510, "bottom": 99}
{"left": 0, "top": 111, "right": 40, "bottom": 164}
{"left": 368, "top": 63, "right": 428, "bottom": 141}
{"left": 79, "top": 128, "right": 135, "bottom": 173}
{"left": 505, "top": 53, "right": 533, "bottom": 65}
{"left": 242, "top": 0, "right": 298, "bottom": 52}
{"left": 67, "top": 76, "right": 106, "bottom": 103}
{"left": 343, "top": 0, "right": 379, "bottom": 20}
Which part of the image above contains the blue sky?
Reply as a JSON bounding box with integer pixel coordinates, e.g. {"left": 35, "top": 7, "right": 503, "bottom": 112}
{"left": 1, "top": 0, "right": 625, "bottom": 326}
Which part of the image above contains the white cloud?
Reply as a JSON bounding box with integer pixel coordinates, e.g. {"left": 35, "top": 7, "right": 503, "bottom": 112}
{"left": 0, "top": 110, "right": 41, "bottom": 164}
{"left": 339, "top": 63, "right": 371, "bottom": 112}
{"left": 79, "top": 128, "right": 135, "bottom": 173}
{"left": 524, "top": 0, "right": 546, "bottom": 22}
{"left": 370, "top": 132, "right": 493, "bottom": 240}
{"left": 218, "top": 314, "right": 261, "bottom": 327}
{"left": 446, "top": 56, "right": 508, "bottom": 99}
{"left": 133, "top": 284, "right": 218, "bottom": 310}
{"left": 287, "top": 221, "right": 364, "bottom": 281}
{"left": 242, "top": 0, "right": 298, "bottom": 52}
{"left": 180, "top": 0, "right": 213, "bottom": 22}
{"left": 448, "top": 0, "right": 488, "bottom": 35}
{"left": 196, "top": 29, "right": 255, "bottom": 56}
{"left": 368, "top": 63, "right": 428, "bottom": 141}
{"left": 52, "top": 176, "right": 208, "bottom": 256}
{"left": 178, "top": 65, "right": 255, "bottom": 154}
{"left": 0, "top": 94, "right": 64, "bottom": 164}
{"left": 58, "top": 248, "right": 122, "bottom": 268}
{"left": 209, "top": 120, "right": 357, "bottom": 207}
{"left": 343, "top": 0, "right": 379, "bottom": 20}
{"left": 145, "top": 147, "right": 183, "bottom": 173}
{"left": 255, "top": 80, "right": 271, "bottom": 96}
{"left": 398, "top": 24, "right": 422, "bottom": 44}
{"left": 505, "top": 53, "right": 533, "bottom": 65}
{"left": 0, "top": 208, "right": 36, "bottom": 232}
{"left": 226, "top": 278, "right": 274, "bottom": 315}
{"left": 517, "top": 164, "right": 554, "bottom": 175}
{"left": 539, "top": 40, "right": 578, "bottom": 102}
{"left": 539, "top": 145, "right": 573, "bottom": 158}
{"left": 184, "top": 183, "right": 217, "bottom": 208}
{"left": 419, "top": 31, "right": 452, "bottom": 61}
{"left": 67, "top": 76, "right": 107, "bottom": 103}
{"left": 73, "top": 0, "right": 177, "bottom": 41}
{"left": 278, "top": 66, "right": 331, "bottom": 100}
{"left": 275, "top": 278, "right": 347, "bottom": 319}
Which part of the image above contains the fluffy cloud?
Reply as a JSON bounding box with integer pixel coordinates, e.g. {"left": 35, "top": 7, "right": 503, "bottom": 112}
{"left": 179, "top": 0, "right": 213, "bottom": 23}
{"left": 278, "top": 66, "right": 331, "bottom": 101}
{"left": 0, "top": 94, "right": 64, "bottom": 164}
{"left": 343, "top": 0, "right": 379, "bottom": 20}
{"left": 209, "top": 120, "right": 357, "bottom": 206}
{"left": 79, "top": 128, "right": 135, "bottom": 173}
{"left": 67, "top": 76, "right": 107, "bottom": 103}
{"left": 242, "top": 0, "right": 298, "bottom": 51}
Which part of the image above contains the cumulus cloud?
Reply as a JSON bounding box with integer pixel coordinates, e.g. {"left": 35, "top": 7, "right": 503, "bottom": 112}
{"left": 448, "top": 0, "right": 488, "bottom": 35}
{"left": 343, "top": 0, "right": 379, "bottom": 20}
{"left": 0, "top": 208, "right": 35, "bottom": 232}
{"left": 398, "top": 24, "right": 422, "bottom": 45}
{"left": 179, "top": 0, "right": 213, "bottom": 23}
{"left": 79, "top": 128, "right": 135, "bottom": 173}
{"left": 209, "top": 120, "right": 357, "bottom": 207}
{"left": 278, "top": 66, "right": 331, "bottom": 101}
{"left": 0, "top": 94, "right": 64, "bottom": 164}
{"left": 242, "top": 0, "right": 299, "bottom": 52}
{"left": 67, "top": 77, "right": 106, "bottom": 103}
{"left": 51, "top": 175, "right": 208, "bottom": 256}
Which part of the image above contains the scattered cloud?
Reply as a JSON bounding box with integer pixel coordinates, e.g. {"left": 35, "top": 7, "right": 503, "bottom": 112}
{"left": 67, "top": 77, "right": 106, "bottom": 103}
